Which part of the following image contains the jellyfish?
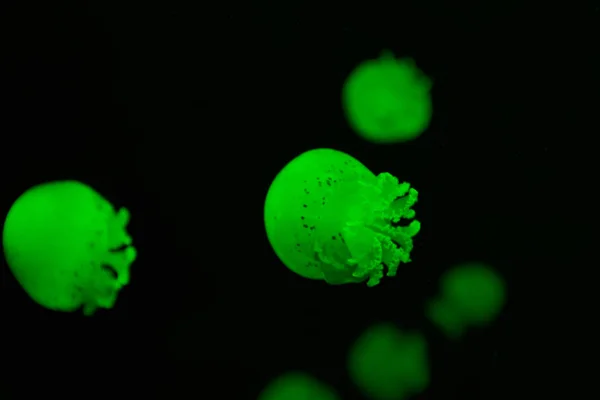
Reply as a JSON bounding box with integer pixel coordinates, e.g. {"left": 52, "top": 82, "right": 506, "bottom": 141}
{"left": 347, "top": 323, "right": 430, "bottom": 400}
{"left": 2, "top": 180, "right": 137, "bottom": 316}
{"left": 342, "top": 50, "right": 432, "bottom": 143}
{"left": 258, "top": 371, "right": 340, "bottom": 400}
{"left": 264, "top": 148, "right": 420, "bottom": 287}
{"left": 427, "top": 262, "right": 506, "bottom": 339}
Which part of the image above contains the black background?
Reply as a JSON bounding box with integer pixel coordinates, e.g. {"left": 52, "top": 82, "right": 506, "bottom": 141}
{"left": 1, "top": 1, "right": 598, "bottom": 399}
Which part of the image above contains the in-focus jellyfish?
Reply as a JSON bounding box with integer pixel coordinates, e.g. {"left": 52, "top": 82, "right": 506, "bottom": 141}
{"left": 427, "top": 262, "right": 506, "bottom": 339}
{"left": 2, "top": 180, "right": 137, "bottom": 316}
{"left": 264, "top": 148, "right": 420, "bottom": 287}
{"left": 258, "top": 371, "right": 340, "bottom": 400}
{"left": 342, "top": 50, "right": 432, "bottom": 143}
{"left": 347, "top": 323, "right": 430, "bottom": 400}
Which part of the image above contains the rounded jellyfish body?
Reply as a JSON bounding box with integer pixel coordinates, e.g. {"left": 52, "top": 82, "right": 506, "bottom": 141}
{"left": 264, "top": 148, "right": 420, "bottom": 287}
{"left": 343, "top": 51, "right": 432, "bottom": 144}
{"left": 427, "top": 263, "right": 506, "bottom": 338}
{"left": 347, "top": 323, "right": 430, "bottom": 400}
{"left": 2, "top": 180, "right": 137, "bottom": 316}
{"left": 258, "top": 371, "right": 340, "bottom": 400}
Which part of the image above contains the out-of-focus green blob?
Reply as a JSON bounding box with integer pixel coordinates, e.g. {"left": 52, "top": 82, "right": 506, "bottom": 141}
{"left": 347, "top": 323, "right": 430, "bottom": 400}
{"left": 2, "top": 180, "right": 138, "bottom": 316}
{"left": 257, "top": 371, "right": 340, "bottom": 400}
{"left": 264, "top": 148, "right": 420, "bottom": 287}
{"left": 342, "top": 50, "right": 432, "bottom": 144}
{"left": 427, "top": 263, "right": 506, "bottom": 339}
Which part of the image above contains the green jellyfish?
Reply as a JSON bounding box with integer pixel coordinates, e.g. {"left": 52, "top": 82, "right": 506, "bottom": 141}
{"left": 347, "top": 323, "right": 430, "bottom": 400}
{"left": 264, "top": 148, "right": 420, "bottom": 287}
{"left": 258, "top": 371, "right": 340, "bottom": 400}
{"left": 427, "top": 262, "right": 506, "bottom": 339}
{"left": 2, "top": 180, "right": 137, "bottom": 316}
{"left": 342, "top": 51, "right": 432, "bottom": 143}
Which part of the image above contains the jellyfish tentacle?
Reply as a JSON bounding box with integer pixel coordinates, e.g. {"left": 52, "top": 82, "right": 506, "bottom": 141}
{"left": 376, "top": 234, "right": 402, "bottom": 277}
{"left": 343, "top": 224, "right": 384, "bottom": 286}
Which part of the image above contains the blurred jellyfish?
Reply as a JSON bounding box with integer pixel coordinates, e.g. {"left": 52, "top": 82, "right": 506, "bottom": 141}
{"left": 427, "top": 262, "right": 506, "bottom": 339}
{"left": 342, "top": 50, "right": 432, "bottom": 143}
{"left": 347, "top": 323, "right": 430, "bottom": 400}
{"left": 257, "top": 371, "right": 340, "bottom": 400}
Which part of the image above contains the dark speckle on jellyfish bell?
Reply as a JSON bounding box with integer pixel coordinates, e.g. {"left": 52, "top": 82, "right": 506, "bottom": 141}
{"left": 109, "top": 244, "right": 129, "bottom": 253}
{"left": 101, "top": 264, "right": 118, "bottom": 279}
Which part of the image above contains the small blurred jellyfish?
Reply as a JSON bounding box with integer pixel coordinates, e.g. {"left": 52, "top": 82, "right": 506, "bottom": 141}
{"left": 347, "top": 323, "right": 430, "bottom": 400}
{"left": 427, "top": 262, "right": 506, "bottom": 339}
{"left": 257, "top": 371, "right": 340, "bottom": 400}
{"left": 342, "top": 50, "right": 433, "bottom": 144}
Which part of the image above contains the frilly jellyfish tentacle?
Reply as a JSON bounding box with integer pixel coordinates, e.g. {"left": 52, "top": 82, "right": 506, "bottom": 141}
{"left": 374, "top": 173, "right": 418, "bottom": 221}
{"left": 352, "top": 173, "right": 421, "bottom": 279}
{"left": 103, "top": 246, "right": 137, "bottom": 286}
{"left": 377, "top": 234, "right": 402, "bottom": 277}
{"left": 366, "top": 270, "right": 384, "bottom": 287}
{"left": 343, "top": 225, "right": 384, "bottom": 287}
{"left": 325, "top": 170, "right": 420, "bottom": 287}
{"left": 112, "top": 207, "right": 133, "bottom": 246}
{"left": 103, "top": 206, "right": 137, "bottom": 287}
